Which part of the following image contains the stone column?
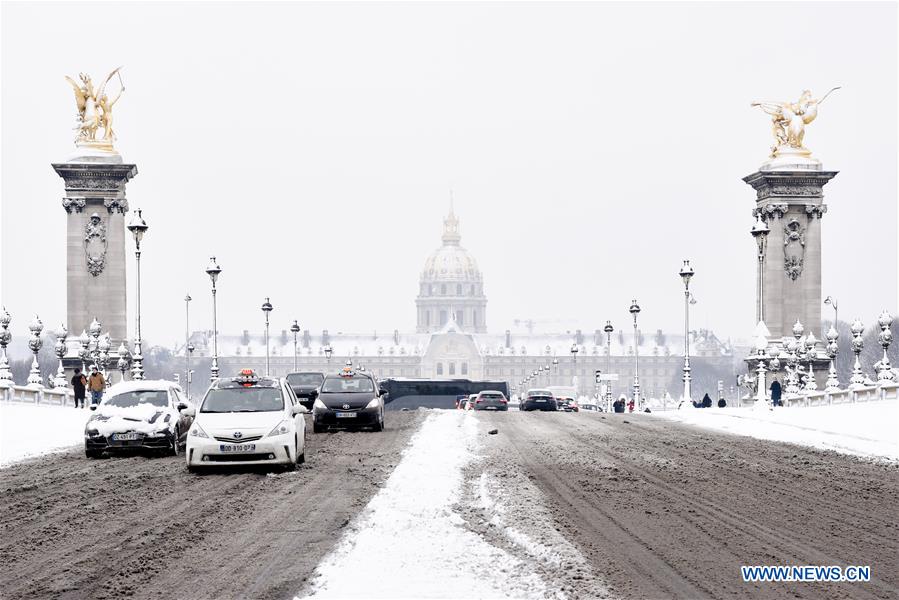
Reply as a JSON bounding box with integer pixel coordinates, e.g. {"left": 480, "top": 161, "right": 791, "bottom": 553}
{"left": 743, "top": 168, "right": 837, "bottom": 343}
{"left": 52, "top": 159, "right": 138, "bottom": 347}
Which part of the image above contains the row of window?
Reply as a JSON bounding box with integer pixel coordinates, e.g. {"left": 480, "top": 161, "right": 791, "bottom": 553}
{"left": 424, "top": 309, "right": 478, "bottom": 327}
{"left": 421, "top": 283, "right": 482, "bottom": 297}
{"left": 435, "top": 362, "right": 469, "bottom": 376}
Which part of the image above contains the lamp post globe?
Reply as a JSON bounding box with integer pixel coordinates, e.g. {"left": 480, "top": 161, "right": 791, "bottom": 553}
{"left": 629, "top": 300, "right": 641, "bottom": 409}
{"left": 290, "top": 319, "right": 301, "bottom": 372}
{"left": 126, "top": 208, "right": 149, "bottom": 380}
{"left": 324, "top": 344, "right": 333, "bottom": 365}
{"left": 205, "top": 256, "right": 222, "bottom": 381}
{"left": 261, "top": 298, "right": 273, "bottom": 376}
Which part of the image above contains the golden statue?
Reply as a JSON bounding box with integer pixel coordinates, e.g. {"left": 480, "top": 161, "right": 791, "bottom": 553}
{"left": 752, "top": 87, "right": 839, "bottom": 159}
{"left": 64, "top": 67, "right": 125, "bottom": 151}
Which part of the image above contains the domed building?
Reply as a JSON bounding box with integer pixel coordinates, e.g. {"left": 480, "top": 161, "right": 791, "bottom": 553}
{"left": 416, "top": 204, "right": 487, "bottom": 333}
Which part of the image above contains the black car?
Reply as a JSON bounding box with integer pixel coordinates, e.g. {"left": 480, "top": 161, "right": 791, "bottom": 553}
{"left": 84, "top": 380, "right": 193, "bottom": 458}
{"left": 520, "top": 389, "right": 558, "bottom": 411}
{"left": 312, "top": 370, "right": 386, "bottom": 433}
{"left": 286, "top": 371, "right": 324, "bottom": 409}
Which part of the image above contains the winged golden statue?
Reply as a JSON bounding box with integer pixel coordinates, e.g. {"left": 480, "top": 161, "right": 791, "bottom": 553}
{"left": 64, "top": 67, "right": 125, "bottom": 148}
{"left": 751, "top": 87, "right": 839, "bottom": 158}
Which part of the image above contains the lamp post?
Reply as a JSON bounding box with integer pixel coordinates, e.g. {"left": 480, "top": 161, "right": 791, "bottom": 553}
{"left": 206, "top": 257, "right": 222, "bottom": 381}
{"left": 78, "top": 330, "right": 90, "bottom": 377}
{"left": 26, "top": 315, "right": 44, "bottom": 387}
{"left": 290, "top": 319, "right": 300, "bottom": 372}
{"left": 603, "top": 321, "right": 613, "bottom": 412}
{"left": 116, "top": 342, "right": 131, "bottom": 383}
{"left": 551, "top": 357, "right": 558, "bottom": 386}
{"left": 53, "top": 324, "right": 69, "bottom": 388}
{"left": 876, "top": 311, "right": 895, "bottom": 382}
{"left": 324, "top": 344, "right": 333, "bottom": 368}
{"left": 679, "top": 260, "right": 694, "bottom": 403}
{"left": 629, "top": 300, "right": 641, "bottom": 409}
{"left": 186, "top": 343, "right": 194, "bottom": 398}
{"left": 750, "top": 213, "right": 770, "bottom": 324}
{"left": 825, "top": 326, "right": 840, "bottom": 391}
{"left": 261, "top": 297, "right": 273, "bottom": 376}
{"left": 184, "top": 293, "right": 191, "bottom": 396}
{"left": 0, "top": 307, "right": 12, "bottom": 383}
{"left": 127, "top": 208, "right": 148, "bottom": 380}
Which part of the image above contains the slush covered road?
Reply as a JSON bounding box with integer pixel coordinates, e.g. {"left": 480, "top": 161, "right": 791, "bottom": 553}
{"left": 0, "top": 412, "right": 424, "bottom": 600}
{"left": 473, "top": 411, "right": 899, "bottom": 600}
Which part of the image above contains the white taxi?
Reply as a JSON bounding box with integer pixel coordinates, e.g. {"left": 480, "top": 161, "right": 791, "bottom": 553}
{"left": 184, "top": 370, "right": 307, "bottom": 472}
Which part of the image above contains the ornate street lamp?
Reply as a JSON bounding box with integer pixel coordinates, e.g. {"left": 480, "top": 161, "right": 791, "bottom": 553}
{"left": 825, "top": 325, "right": 840, "bottom": 391}
{"left": 77, "top": 329, "right": 90, "bottom": 376}
{"left": 26, "top": 315, "right": 44, "bottom": 387}
{"left": 804, "top": 331, "right": 818, "bottom": 392}
{"left": 750, "top": 213, "right": 770, "bottom": 324}
{"left": 679, "top": 260, "right": 694, "bottom": 403}
{"left": 98, "top": 333, "right": 112, "bottom": 382}
{"left": 824, "top": 295, "right": 838, "bottom": 374}
{"left": 877, "top": 311, "right": 895, "bottom": 382}
{"left": 53, "top": 324, "right": 69, "bottom": 388}
{"left": 324, "top": 344, "right": 333, "bottom": 367}
{"left": 629, "top": 299, "right": 641, "bottom": 409}
{"left": 186, "top": 343, "right": 195, "bottom": 398}
{"left": 290, "top": 319, "right": 301, "bottom": 372}
{"left": 126, "top": 208, "right": 148, "bottom": 380}
{"left": 754, "top": 333, "right": 769, "bottom": 407}
{"left": 206, "top": 256, "right": 222, "bottom": 381}
{"left": 116, "top": 342, "right": 131, "bottom": 383}
{"left": 261, "top": 297, "right": 273, "bottom": 376}
{"left": 184, "top": 293, "right": 192, "bottom": 396}
{"left": 0, "top": 307, "right": 12, "bottom": 383}
{"left": 849, "top": 319, "right": 865, "bottom": 388}
{"left": 603, "top": 320, "right": 614, "bottom": 411}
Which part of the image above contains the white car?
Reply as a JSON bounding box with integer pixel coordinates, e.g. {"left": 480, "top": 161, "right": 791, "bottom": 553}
{"left": 184, "top": 370, "right": 307, "bottom": 472}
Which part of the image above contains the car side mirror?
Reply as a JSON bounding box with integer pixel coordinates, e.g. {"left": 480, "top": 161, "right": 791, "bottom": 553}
{"left": 292, "top": 404, "right": 308, "bottom": 415}
{"left": 379, "top": 388, "right": 388, "bottom": 397}
{"left": 177, "top": 402, "right": 188, "bottom": 411}
{"left": 309, "top": 389, "right": 319, "bottom": 399}
{"left": 183, "top": 407, "right": 196, "bottom": 417}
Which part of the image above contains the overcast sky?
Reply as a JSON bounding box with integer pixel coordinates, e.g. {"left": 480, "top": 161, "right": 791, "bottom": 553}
{"left": 1, "top": 1, "right": 896, "bottom": 347}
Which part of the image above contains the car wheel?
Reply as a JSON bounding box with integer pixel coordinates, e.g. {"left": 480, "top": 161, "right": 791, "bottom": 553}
{"left": 372, "top": 410, "right": 384, "bottom": 432}
{"left": 187, "top": 464, "right": 200, "bottom": 474}
{"left": 313, "top": 422, "right": 326, "bottom": 434}
{"left": 85, "top": 448, "right": 102, "bottom": 459}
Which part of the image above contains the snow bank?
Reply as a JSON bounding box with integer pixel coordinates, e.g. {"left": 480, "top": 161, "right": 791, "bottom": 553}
{"left": 0, "top": 402, "right": 88, "bottom": 467}
{"left": 653, "top": 399, "right": 899, "bottom": 461}
{"left": 300, "top": 411, "right": 551, "bottom": 599}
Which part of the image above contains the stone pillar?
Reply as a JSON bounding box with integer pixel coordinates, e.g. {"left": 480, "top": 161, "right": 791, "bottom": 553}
{"left": 743, "top": 168, "right": 837, "bottom": 343}
{"left": 52, "top": 160, "right": 138, "bottom": 345}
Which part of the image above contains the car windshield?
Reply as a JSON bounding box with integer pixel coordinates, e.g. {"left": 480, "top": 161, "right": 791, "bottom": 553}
{"left": 287, "top": 373, "right": 323, "bottom": 386}
{"left": 528, "top": 391, "right": 552, "bottom": 398}
{"left": 321, "top": 376, "right": 374, "bottom": 393}
{"left": 105, "top": 390, "right": 169, "bottom": 408}
{"left": 481, "top": 393, "right": 504, "bottom": 399}
{"left": 201, "top": 387, "right": 283, "bottom": 412}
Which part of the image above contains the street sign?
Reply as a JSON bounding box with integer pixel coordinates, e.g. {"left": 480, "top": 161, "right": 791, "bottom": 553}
{"left": 594, "top": 370, "right": 602, "bottom": 384}
{"left": 599, "top": 374, "right": 619, "bottom": 381}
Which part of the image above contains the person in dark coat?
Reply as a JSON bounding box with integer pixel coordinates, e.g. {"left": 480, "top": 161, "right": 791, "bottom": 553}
{"left": 717, "top": 397, "right": 727, "bottom": 408}
{"left": 70, "top": 367, "right": 87, "bottom": 409}
{"left": 701, "top": 393, "right": 712, "bottom": 408}
{"left": 770, "top": 380, "right": 782, "bottom": 407}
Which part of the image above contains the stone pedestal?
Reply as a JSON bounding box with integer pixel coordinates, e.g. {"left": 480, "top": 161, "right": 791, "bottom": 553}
{"left": 743, "top": 166, "right": 837, "bottom": 342}
{"left": 52, "top": 158, "right": 138, "bottom": 345}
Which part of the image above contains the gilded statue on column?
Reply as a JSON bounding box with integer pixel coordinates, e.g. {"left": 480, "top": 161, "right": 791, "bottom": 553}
{"left": 751, "top": 87, "right": 839, "bottom": 163}
{"left": 64, "top": 67, "right": 125, "bottom": 152}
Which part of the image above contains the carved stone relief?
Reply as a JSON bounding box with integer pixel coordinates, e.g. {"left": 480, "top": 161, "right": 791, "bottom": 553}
{"left": 84, "top": 213, "right": 108, "bottom": 276}
{"left": 783, "top": 219, "right": 806, "bottom": 281}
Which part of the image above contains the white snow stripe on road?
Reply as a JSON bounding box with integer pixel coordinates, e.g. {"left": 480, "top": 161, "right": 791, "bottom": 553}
{"left": 1, "top": 402, "right": 87, "bottom": 467}
{"left": 299, "top": 410, "right": 553, "bottom": 599}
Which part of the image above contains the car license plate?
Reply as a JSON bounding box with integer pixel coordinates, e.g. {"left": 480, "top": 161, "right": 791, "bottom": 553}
{"left": 220, "top": 444, "right": 256, "bottom": 453}
{"left": 535, "top": 399, "right": 546, "bottom": 403}
{"left": 336, "top": 412, "right": 356, "bottom": 418}
{"left": 112, "top": 432, "right": 140, "bottom": 441}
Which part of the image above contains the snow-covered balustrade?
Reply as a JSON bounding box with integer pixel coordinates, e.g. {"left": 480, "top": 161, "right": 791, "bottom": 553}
{"left": 785, "top": 382, "right": 898, "bottom": 407}
{"left": 0, "top": 384, "right": 72, "bottom": 406}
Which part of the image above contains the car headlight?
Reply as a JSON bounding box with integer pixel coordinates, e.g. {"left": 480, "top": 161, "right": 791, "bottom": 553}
{"left": 366, "top": 397, "right": 381, "bottom": 409}
{"left": 190, "top": 423, "right": 209, "bottom": 438}
{"left": 313, "top": 398, "right": 327, "bottom": 410}
{"left": 267, "top": 419, "right": 293, "bottom": 437}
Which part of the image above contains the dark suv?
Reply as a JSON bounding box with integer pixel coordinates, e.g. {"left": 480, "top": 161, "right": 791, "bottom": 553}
{"left": 286, "top": 372, "right": 324, "bottom": 410}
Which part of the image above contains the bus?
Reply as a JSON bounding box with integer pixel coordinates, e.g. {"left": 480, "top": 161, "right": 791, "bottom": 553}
{"left": 380, "top": 378, "right": 511, "bottom": 410}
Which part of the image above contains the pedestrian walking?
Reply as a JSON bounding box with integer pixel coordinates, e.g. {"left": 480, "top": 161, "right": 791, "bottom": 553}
{"left": 717, "top": 397, "right": 727, "bottom": 408}
{"left": 70, "top": 367, "right": 87, "bottom": 408}
{"left": 701, "top": 393, "right": 712, "bottom": 408}
{"left": 770, "top": 379, "right": 782, "bottom": 407}
{"left": 627, "top": 398, "right": 635, "bottom": 413}
{"left": 87, "top": 365, "right": 106, "bottom": 409}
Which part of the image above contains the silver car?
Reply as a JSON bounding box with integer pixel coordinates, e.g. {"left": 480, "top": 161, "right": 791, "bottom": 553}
{"left": 471, "top": 390, "right": 509, "bottom": 411}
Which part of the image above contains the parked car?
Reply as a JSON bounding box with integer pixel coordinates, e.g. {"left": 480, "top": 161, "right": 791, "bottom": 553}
{"left": 184, "top": 369, "right": 307, "bottom": 472}
{"left": 286, "top": 371, "right": 324, "bottom": 410}
{"left": 557, "top": 397, "right": 579, "bottom": 412}
{"left": 472, "top": 390, "right": 509, "bottom": 411}
{"left": 312, "top": 368, "right": 386, "bottom": 432}
{"left": 520, "top": 389, "right": 558, "bottom": 411}
{"left": 84, "top": 380, "right": 193, "bottom": 458}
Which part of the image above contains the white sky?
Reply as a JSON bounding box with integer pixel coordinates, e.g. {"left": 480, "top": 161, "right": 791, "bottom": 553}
{"left": 1, "top": 1, "right": 896, "bottom": 346}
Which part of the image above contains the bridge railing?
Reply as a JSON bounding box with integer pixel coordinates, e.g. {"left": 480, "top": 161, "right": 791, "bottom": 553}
{"left": 0, "top": 383, "right": 72, "bottom": 406}
{"left": 785, "top": 382, "right": 898, "bottom": 407}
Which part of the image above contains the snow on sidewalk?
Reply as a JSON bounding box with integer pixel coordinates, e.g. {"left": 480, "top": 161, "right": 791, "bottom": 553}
{"left": 300, "top": 410, "right": 553, "bottom": 599}
{"left": 0, "top": 401, "right": 88, "bottom": 467}
{"left": 653, "top": 399, "right": 899, "bottom": 461}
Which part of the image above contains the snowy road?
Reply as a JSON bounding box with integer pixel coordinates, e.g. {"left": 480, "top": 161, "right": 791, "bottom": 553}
{"left": 0, "top": 412, "right": 425, "bottom": 600}
{"left": 1, "top": 409, "right": 897, "bottom": 600}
